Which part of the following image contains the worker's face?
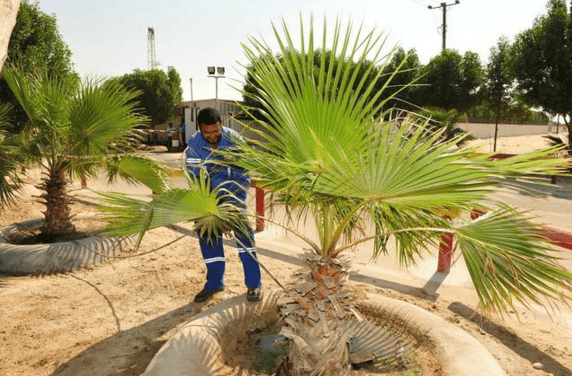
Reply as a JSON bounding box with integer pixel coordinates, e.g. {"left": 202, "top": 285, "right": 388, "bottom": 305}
{"left": 199, "top": 122, "right": 222, "bottom": 146}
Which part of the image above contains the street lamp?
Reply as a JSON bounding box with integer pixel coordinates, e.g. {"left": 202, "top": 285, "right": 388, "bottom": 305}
{"left": 207, "top": 66, "right": 225, "bottom": 108}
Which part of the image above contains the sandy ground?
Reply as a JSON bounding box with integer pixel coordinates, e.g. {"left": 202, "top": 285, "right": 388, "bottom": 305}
{"left": 0, "top": 133, "right": 571, "bottom": 376}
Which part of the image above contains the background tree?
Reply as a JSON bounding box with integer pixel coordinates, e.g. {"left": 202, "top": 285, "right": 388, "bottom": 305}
{"left": 511, "top": 0, "right": 572, "bottom": 149}
{"left": 377, "top": 47, "right": 422, "bottom": 112}
{"left": 417, "top": 49, "right": 483, "bottom": 111}
{"left": 242, "top": 46, "right": 416, "bottom": 121}
{"left": 485, "top": 36, "right": 513, "bottom": 151}
{"left": 0, "top": 0, "right": 78, "bottom": 132}
{"left": 460, "top": 51, "right": 485, "bottom": 109}
{"left": 109, "top": 67, "right": 183, "bottom": 128}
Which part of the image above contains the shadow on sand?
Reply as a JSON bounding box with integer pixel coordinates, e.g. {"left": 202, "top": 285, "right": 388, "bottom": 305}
{"left": 50, "top": 300, "right": 211, "bottom": 376}
{"left": 448, "top": 302, "right": 572, "bottom": 376}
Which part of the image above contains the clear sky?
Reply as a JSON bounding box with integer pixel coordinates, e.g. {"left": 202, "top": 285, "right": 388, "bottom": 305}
{"left": 35, "top": 0, "right": 549, "bottom": 102}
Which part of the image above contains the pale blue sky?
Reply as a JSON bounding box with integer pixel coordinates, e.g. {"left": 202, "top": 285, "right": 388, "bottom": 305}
{"left": 36, "top": 0, "right": 549, "bottom": 101}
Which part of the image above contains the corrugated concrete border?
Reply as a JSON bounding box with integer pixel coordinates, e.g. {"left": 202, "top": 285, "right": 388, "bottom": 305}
{"left": 142, "top": 291, "right": 505, "bottom": 376}
{"left": 0, "top": 216, "right": 131, "bottom": 275}
{"left": 365, "top": 293, "right": 506, "bottom": 376}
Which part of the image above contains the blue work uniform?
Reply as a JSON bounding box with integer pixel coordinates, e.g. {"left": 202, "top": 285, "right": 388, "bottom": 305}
{"left": 185, "top": 126, "right": 261, "bottom": 291}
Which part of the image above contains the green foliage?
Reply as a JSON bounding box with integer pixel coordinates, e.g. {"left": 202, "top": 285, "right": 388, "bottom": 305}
{"left": 466, "top": 102, "right": 550, "bottom": 124}
{"left": 241, "top": 46, "right": 419, "bottom": 122}
{"left": 511, "top": 0, "right": 572, "bottom": 146}
{"left": 1, "top": 64, "right": 171, "bottom": 232}
{"left": 417, "top": 49, "right": 484, "bottom": 111}
{"left": 485, "top": 36, "right": 513, "bottom": 114}
{"left": 231, "top": 16, "right": 571, "bottom": 314}
{"left": 379, "top": 47, "right": 423, "bottom": 112}
{"left": 0, "top": 104, "right": 24, "bottom": 207}
{"left": 0, "top": 0, "right": 78, "bottom": 132}
{"left": 108, "top": 67, "right": 183, "bottom": 127}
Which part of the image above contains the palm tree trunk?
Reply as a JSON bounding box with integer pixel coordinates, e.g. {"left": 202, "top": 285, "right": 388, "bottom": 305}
{"left": 276, "top": 254, "right": 354, "bottom": 376}
{"left": 38, "top": 162, "right": 75, "bottom": 238}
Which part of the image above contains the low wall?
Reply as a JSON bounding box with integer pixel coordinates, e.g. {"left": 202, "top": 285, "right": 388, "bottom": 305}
{"left": 456, "top": 122, "right": 555, "bottom": 139}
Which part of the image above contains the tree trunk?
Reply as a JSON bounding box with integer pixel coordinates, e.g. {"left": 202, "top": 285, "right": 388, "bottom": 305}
{"left": 275, "top": 254, "right": 354, "bottom": 376}
{"left": 566, "top": 119, "right": 572, "bottom": 155}
{"left": 0, "top": 0, "right": 20, "bottom": 72}
{"left": 38, "top": 163, "right": 75, "bottom": 238}
{"left": 493, "top": 106, "right": 500, "bottom": 152}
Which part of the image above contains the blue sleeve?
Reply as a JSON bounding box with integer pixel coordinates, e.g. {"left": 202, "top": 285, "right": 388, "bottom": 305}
{"left": 185, "top": 135, "right": 203, "bottom": 179}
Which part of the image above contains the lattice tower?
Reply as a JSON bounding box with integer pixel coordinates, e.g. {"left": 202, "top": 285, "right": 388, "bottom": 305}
{"left": 147, "top": 27, "right": 159, "bottom": 70}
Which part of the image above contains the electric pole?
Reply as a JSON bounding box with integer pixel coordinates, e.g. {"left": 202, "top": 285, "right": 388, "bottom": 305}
{"left": 428, "top": 1, "right": 460, "bottom": 52}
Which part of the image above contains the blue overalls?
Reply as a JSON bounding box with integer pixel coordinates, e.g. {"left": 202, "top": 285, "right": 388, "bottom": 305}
{"left": 185, "top": 126, "right": 261, "bottom": 291}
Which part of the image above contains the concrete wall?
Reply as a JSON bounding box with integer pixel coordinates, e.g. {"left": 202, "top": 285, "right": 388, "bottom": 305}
{"left": 456, "top": 122, "right": 557, "bottom": 139}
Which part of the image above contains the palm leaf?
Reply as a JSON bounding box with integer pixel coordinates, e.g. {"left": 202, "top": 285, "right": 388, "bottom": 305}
{"left": 228, "top": 15, "right": 572, "bottom": 314}
{"left": 455, "top": 208, "right": 572, "bottom": 314}
{"left": 68, "top": 80, "right": 146, "bottom": 156}
{"left": 97, "top": 173, "right": 245, "bottom": 247}
{"left": 103, "top": 153, "right": 172, "bottom": 194}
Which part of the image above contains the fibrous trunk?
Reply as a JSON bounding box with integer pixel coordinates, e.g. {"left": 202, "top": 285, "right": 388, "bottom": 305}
{"left": 37, "top": 164, "right": 75, "bottom": 238}
{"left": 275, "top": 253, "right": 354, "bottom": 376}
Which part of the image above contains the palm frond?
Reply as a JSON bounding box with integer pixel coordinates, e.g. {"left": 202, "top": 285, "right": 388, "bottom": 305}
{"left": 455, "top": 208, "right": 572, "bottom": 314}
{"left": 97, "top": 173, "right": 243, "bottom": 247}
{"left": 68, "top": 80, "right": 147, "bottom": 156}
{"left": 0, "top": 108, "right": 24, "bottom": 207}
{"left": 103, "top": 153, "right": 172, "bottom": 194}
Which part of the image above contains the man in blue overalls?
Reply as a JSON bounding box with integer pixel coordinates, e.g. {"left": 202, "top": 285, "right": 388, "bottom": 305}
{"left": 185, "top": 107, "right": 262, "bottom": 302}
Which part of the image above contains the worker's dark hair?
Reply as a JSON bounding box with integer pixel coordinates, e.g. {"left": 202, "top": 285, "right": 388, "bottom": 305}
{"left": 197, "top": 107, "right": 221, "bottom": 126}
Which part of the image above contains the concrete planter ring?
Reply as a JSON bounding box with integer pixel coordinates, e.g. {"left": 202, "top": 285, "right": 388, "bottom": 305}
{"left": 0, "top": 216, "right": 130, "bottom": 275}
{"left": 142, "top": 290, "right": 506, "bottom": 376}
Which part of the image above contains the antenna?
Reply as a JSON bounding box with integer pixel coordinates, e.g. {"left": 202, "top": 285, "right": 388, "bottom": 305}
{"left": 147, "top": 27, "right": 160, "bottom": 70}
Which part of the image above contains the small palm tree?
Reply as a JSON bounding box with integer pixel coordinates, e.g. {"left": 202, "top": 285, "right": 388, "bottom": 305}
{"left": 99, "top": 17, "right": 572, "bottom": 375}
{"left": 1, "top": 64, "right": 170, "bottom": 239}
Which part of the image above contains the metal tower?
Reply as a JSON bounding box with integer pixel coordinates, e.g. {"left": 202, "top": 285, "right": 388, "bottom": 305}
{"left": 147, "top": 27, "right": 159, "bottom": 70}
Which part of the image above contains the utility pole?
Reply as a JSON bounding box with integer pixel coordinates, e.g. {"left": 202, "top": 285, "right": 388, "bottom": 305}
{"left": 189, "top": 78, "right": 193, "bottom": 101}
{"left": 428, "top": 1, "right": 460, "bottom": 52}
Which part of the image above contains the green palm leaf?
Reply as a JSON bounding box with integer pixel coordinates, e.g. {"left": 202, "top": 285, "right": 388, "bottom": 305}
{"left": 227, "top": 15, "right": 572, "bottom": 313}
{"left": 68, "top": 80, "right": 145, "bottom": 156}
{"left": 98, "top": 173, "right": 244, "bottom": 248}
{"left": 455, "top": 208, "right": 572, "bottom": 314}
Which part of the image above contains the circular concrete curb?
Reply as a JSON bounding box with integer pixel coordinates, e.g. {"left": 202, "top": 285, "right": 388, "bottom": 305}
{"left": 143, "top": 290, "right": 282, "bottom": 376}
{"left": 364, "top": 293, "right": 506, "bottom": 376}
{"left": 142, "top": 291, "right": 506, "bottom": 376}
{"left": 0, "top": 216, "right": 131, "bottom": 275}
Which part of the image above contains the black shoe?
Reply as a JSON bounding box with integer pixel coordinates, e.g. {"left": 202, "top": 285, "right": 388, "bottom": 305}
{"left": 194, "top": 287, "right": 224, "bottom": 303}
{"left": 246, "top": 287, "right": 263, "bottom": 302}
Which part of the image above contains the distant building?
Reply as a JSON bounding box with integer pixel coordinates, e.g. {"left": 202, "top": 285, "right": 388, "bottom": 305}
{"left": 151, "top": 99, "right": 265, "bottom": 151}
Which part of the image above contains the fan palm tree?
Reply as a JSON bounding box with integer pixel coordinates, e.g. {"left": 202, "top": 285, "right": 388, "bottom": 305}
{"left": 98, "top": 17, "right": 572, "bottom": 375}
{"left": 0, "top": 64, "right": 170, "bottom": 239}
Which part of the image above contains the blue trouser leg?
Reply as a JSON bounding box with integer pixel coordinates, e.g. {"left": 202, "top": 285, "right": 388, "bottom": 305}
{"left": 198, "top": 235, "right": 225, "bottom": 290}
{"left": 234, "top": 224, "right": 262, "bottom": 288}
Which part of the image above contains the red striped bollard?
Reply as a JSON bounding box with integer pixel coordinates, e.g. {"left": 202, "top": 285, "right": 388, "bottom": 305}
{"left": 437, "top": 215, "right": 453, "bottom": 272}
